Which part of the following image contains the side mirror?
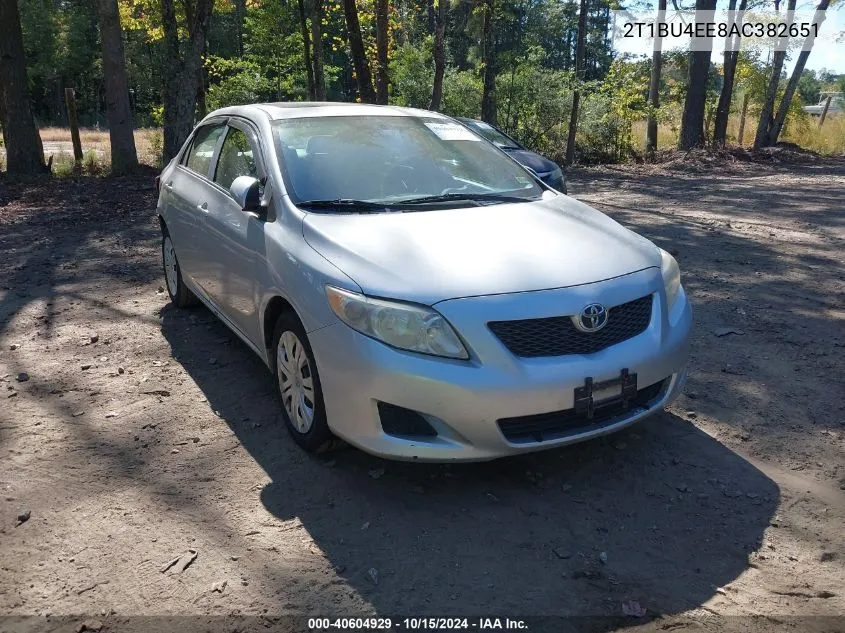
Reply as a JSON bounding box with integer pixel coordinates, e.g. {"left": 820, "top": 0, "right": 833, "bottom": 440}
{"left": 230, "top": 176, "right": 262, "bottom": 213}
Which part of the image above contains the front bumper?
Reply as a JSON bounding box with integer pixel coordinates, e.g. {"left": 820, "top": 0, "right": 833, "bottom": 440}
{"left": 309, "top": 269, "right": 692, "bottom": 462}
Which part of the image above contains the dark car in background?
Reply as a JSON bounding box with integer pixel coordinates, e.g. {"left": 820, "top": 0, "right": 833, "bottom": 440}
{"left": 457, "top": 117, "right": 567, "bottom": 194}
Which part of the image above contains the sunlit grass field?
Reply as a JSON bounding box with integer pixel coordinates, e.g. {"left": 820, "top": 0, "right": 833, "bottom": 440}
{"left": 630, "top": 113, "right": 845, "bottom": 155}
{"left": 35, "top": 127, "right": 163, "bottom": 173}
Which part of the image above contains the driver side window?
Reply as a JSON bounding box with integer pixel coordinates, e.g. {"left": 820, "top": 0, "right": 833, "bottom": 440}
{"left": 214, "top": 127, "right": 258, "bottom": 191}
{"left": 184, "top": 124, "right": 225, "bottom": 177}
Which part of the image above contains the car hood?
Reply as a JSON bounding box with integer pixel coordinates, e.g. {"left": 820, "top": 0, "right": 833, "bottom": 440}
{"left": 302, "top": 195, "right": 661, "bottom": 305}
{"left": 504, "top": 148, "right": 559, "bottom": 175}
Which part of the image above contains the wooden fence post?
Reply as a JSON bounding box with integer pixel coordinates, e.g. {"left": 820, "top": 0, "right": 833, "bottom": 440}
{"left": 64, "top": 87, "right": 83, "bottom": 162}
{"left": 818, "top": 95, "right": 832, "bottom": 128}
{"left": 737, "top": 92, "right": 750, "bottom": 146}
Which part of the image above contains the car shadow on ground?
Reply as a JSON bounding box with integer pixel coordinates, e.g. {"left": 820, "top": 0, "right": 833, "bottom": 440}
{"left": 160, "top": 304, "right": 778, "bottom": 630}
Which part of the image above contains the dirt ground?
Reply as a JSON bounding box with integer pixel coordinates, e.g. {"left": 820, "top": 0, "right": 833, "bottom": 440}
{"left": 0, "top": 155, "right": 843, "bottom": 633}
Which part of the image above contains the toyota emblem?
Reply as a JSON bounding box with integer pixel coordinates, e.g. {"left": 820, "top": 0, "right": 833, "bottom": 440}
{"left": 573, "top": 303, "right": 609, "bottom": 333}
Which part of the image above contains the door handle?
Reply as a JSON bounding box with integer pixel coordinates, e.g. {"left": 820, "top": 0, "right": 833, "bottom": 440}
{"left": 197, "top": 202, "right": 209, "bottom": 212}
{"left": 165, "top": 181, "right": 173, "bottom": 189}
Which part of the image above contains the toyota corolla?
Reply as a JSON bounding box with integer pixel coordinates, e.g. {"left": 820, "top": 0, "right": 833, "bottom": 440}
{"left": 156, "top": 102, "right": 692, "bottom": 461}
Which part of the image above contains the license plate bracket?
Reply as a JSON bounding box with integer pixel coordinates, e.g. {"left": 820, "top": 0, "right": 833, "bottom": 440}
{"left": 574, "top": 369, "right": 638, "bottom": 420}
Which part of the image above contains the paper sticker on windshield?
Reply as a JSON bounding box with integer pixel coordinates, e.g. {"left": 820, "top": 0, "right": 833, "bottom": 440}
{"left": 515, "top": 176, "right": 530, "bottom": 185}
{"left": 424, "top": 122, "right": 481, "bottom": 141}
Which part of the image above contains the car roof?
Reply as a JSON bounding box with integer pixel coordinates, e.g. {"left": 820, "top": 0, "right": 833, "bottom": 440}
{"left": 203, "top": 102, "right": 452, "bottom": 123}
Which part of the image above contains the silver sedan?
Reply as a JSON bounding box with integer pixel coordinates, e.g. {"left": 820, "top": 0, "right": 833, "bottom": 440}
{"left": 156, "top": 102, "right": 692, "bottom": 461}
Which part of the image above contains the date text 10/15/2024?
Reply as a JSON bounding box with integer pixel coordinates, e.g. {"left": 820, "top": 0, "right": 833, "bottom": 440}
{"left": 308, "top": 618, "right": 529, "bottom": 630}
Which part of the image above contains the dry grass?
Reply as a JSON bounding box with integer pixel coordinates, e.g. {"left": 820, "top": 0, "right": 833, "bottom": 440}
{"left": 37, "top": 127, "right": 163, "bottom": 169}
{"left": 784, "top": 115, "right": 845, "bottom": 155}
{"left": 631, "top": 113, "right": 845, "bottom": 155}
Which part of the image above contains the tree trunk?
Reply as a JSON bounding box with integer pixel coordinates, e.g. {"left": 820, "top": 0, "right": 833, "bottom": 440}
{"left": 818, "top": 94, "right": 832, "bottom": 127}
{"left": 197, "top": 29, "right": 210, "bottom": 119}
{"left": 0, "top": 0, "right": 45, "bottom": 174}
{"left": 678, "top": 0, "right": 717, "bottom": 150}
{"left": 480, "top": 0, "right": 497, "bottom": 124}
{"left": 312, "top": 0, "right": 326, "bottom": 100}
{"left": 713, "top": 0, "right": 746, "bottom": 146}
{"left": 564, "top": 0, "right": 587, "bottom": 165}
{"left": 64, "top": 88, "right": 83, "bottom": 162}
{"left": 342, "top": 0, "right": 377, "bottom": 103}
{"left": 766, "top": 0, "right": 829, "bottom": 145}
{"left": 0, "top": 81, "right": 5, "bottom": 137}
{"left": 430, "top": 0, "right": 447, "bottom": 110}
{"left": 754, "top": 0, "right": 796, "bottom": 149}
{"left": 645, "top": 0, "right": 666, "bottom": 157}
{"left": 375, "top": 0, "right": 390, "bottom": 104}
{"left": 98, "top": 0, "right": 138, "bottom": 174}
{"left": 160, "top": 0, "right": 214, "bottom": 162}
{"left": 297, "top": 0, "right": 315, "bottom": 100}
{"left": 737, "top": 91, "right": 749, "bottom": 145}
{"left": 196, "top": 56, "right": 207, "bottom": 119}
{"left": 234, "top": 0, "right": 245, "bottom": 57}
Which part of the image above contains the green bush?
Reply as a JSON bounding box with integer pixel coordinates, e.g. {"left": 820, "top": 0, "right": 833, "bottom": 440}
{"left": 390, "top": 40, "right": 434, "bottom": 109}
{"left": 496, "top": 52, "right": 574, "bottom": 163}
{"left": 206, "top": 56, "right": 273, "bottom": 110}
{"left": 441, "top": 70, "right": 483, "bottom": 119}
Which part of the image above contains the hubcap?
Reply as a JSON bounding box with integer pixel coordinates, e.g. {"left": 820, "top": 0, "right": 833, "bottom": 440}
{"left": 163, "top": 236, "right": 178, "bottom": 297}
{"left": 277, "top": 331, "right": 315, "bottom": 434}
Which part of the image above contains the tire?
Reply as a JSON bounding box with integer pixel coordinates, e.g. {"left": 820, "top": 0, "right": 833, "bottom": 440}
{"left": 272, "top": 312, "right": 335, "bottom": 453}
{"left": 161, "top": 231, "right": 198, "bottom": 308}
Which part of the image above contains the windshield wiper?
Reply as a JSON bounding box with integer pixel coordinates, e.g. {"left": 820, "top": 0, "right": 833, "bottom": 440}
{"left": 397, "top": 192, "right": 538, "bottom": 206}
{"left": 296, "top": 199, "right": 396, "bottom": 212}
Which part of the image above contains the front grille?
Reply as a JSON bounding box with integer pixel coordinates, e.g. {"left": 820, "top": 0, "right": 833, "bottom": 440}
{"left": 497, "top": 378, "right": 668, "bottom": 444}
{"left": 488, "top": 294, "right": 653, "bottom": 358}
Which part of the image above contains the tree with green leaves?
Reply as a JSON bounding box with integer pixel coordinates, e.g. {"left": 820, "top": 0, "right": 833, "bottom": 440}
{"left": 764, "top": 0, "right": 831, "bottom": 146}
{"left": 645, "top": 0, "right": 666, "bottom": 157}
{"left": 430, "top": 0, "right": 447, "bottom": 110}
{"left": 343, "top": 0, "right": 377, "bottom": 103}
{"left": 678, "top": 0, "right": 717, "bottom": 150}
{"left": 713, "top": 0, "right": 748, "bottom": 147}
{"left": 480, "top": 0, "right": 497, "bottom": 124}
{"left": 161, "top": 0, "right": 215, "bottom": 161}
{"left": 753, "top": 0, "right": 797, "bottom": 149}
{"left": 375, "top": 0, "right": 390, "bottom": 104}
{"left": 297, "top": 0, "right": 316, "bottom": 100}
{"left": 565, "top": 0, "right": 587, "bottom": 164}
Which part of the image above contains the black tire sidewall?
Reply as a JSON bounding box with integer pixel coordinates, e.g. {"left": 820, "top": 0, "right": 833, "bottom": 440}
{"left": 161, "top": 232, "right": 196, "bottom": 308}
{"left": 272, "top": 313, "right": 332, "bottom": 452}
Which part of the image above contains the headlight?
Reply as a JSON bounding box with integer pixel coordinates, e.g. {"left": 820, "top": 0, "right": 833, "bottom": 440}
{"left": 660, "top": 248, "right": 682, "bottom": 309}
{"left": 326, "top": 286, "right": 469, "bottom": 359}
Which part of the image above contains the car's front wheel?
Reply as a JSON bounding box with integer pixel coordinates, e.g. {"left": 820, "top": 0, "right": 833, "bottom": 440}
{"left": 272, "top": 313, "right": 335, "bottom": 452}
{"left": 162, "top": 232, "right": 198, "bottom": 308}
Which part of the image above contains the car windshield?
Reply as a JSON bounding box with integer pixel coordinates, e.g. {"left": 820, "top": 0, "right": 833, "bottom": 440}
{"left": 463, "top": 120, "right": 521, "bottom": 149}
{"left": 272, "top": 115, "right": 541, "bottom": 210}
